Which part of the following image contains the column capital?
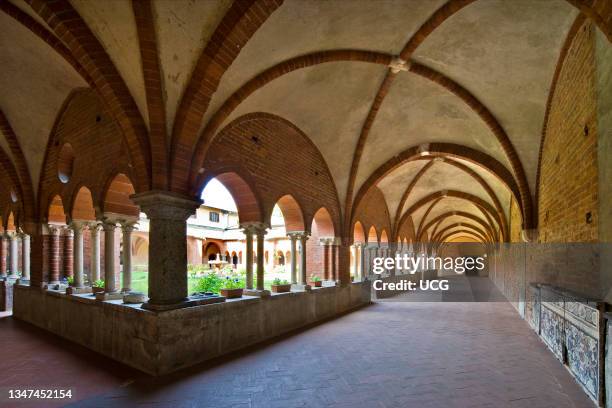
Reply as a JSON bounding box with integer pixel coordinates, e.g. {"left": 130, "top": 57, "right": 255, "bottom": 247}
{"left": 69, "top": 220, "right": 87, "bottom": 232}
{"left": 131, "top": 190, "right": 202, "bottom": 220}
{"left": 87, "top": 221, "right": 103, "bottom": 232}
{"left": 120, "top": 221, "right": 138, "bottom": 232}
{"left": 240, "top": 222, "right": 270, "bottom": 234}
{"left": 287, "top": 231, "right": 309, "bottom": 240}
{"left": 46, "top": 224, "right": 63, "bottom": 236}
{"left": 101, "top": 219, "right": 117, "bottom": 232}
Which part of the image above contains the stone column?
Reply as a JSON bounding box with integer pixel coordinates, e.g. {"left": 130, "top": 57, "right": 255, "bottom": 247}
{"left": 99, "top": 220, "right": 119, "bottom": 298}
{"left": 8, "top": 232, "right": 19, "bottom": 279}
{"left": 331, "top": 240, "right": 338, "bottom": 281}
{"left": 63, "top": 228, "right": 74, "bottom": 280}
{"left": 48, "top": 226, "right": 61, "bottom": 285}
{"left": 20, "top": 232, "right": 30, "bottom": 282}
{"left": 0, "top": 233, "right": 7, "bottom": 279}
{"left": 323, "top": 238, "right": 331, "bottom": 280}
{"left": 359, "top": 243, "right": 366, "bottom": 281}
{"left": 70, "top": 222, "right": 85, "bottom": 289}
{"left": 89, "top": 223, "right": 101, "bottom": 283}
{"left": 242, "top": 225, "right": 254, "bottom": 289}
{"left": 299, "top": 233, "right": 309, "bottom": 286}
{"left": 121, "top": 222, "right": 137, "bottom": 293}
{"left": 132, "top": 191, "right": 202, "bottom": 310}
{"left": 289, "top": 233, "right": 298, "bottom": 284}
{"left": 351, "top": 244, "right": 359, "bottom": 280}
{"left": 255, "top": 224, "right": 267, "bottom": 292}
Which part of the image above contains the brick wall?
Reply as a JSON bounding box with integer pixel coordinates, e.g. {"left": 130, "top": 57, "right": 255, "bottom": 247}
{"left": 538, "top": 20, "right": 599, "bottom": 243}
{"left": 351, "top": 186, "right": 392, "bottom": 244}
{"left": 509, "top": 197, "right": 522, "bottom": 243}
{"left": 203, "top": 113, "right": 341, "bottom": 234}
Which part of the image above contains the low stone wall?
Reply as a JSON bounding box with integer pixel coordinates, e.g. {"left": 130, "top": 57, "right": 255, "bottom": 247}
{"left": 0, "top": 280, "right": 14, "bottom": 311}
{"left": 527, "top": 284, "right": 604, "bottom": 405}
{"left": 13, "top": 282, "right": 371, "bottom": 376}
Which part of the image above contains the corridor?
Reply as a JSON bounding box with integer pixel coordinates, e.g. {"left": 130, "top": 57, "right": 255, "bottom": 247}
{"left": 1, "top": 281, "right": 593, "bottom": 408}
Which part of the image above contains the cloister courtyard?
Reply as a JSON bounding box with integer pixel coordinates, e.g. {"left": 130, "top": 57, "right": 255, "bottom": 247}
{"left": 0, "top": 0, "right": 611, "bottom": 407}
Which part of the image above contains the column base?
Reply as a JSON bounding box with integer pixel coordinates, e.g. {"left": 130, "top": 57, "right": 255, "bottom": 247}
{"left": 291, "top": 284, "right": 311, "bottom": 292}
{"left": 95, "top": 291, "right": 124, "bottom": 301}
{"left": 141, "top": 298, "right": 193, "bottom": 311}
{"left": 323, "top": 280, "right": 338, "bottom": 287}
{"left": 123, "top": 292, "right": 147, "bottom": 304}
{"left": 16, "top": 278, "right": 29, "bottom": 285}
{"left": 243, "top": 289, "right": 271, "bottom": 297}
{"left": 66, "top": 286, "right": 92, "bottom": 295}
{"left": 45, "top": 283, "right": 67, "bottom": 291}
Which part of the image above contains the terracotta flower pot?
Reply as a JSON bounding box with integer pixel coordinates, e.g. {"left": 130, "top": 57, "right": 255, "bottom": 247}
{"left": 309, "top": 281, "right": 322, "bottom": 287}
{"left": 92, "top": 286, "right": 105, "bottom": 294}
{"left": 271, "top": 284, "right": 291, "bottom": 293}
{"left": 220, "top": 288, "right": 243, "bottom": 299}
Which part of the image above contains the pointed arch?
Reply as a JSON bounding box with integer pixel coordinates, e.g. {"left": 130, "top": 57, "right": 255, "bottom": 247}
{"left": 47, "top": 194, "right": 66, "bottom": 225}
{"left": 70, "top": 186, "right": 96, "bottom": 222}
{"left": 102, "top": 173, "right": 139, "bottom": 218}
{"left": 274, "top": 195, "right": 305, "bottom": 232}
{"left": 353, "top": 221, "right": 366, "bottom": 243}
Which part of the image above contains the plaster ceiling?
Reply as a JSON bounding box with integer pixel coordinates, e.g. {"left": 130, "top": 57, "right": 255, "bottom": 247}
{"left": 224, "top": 62, "right": 388, "bottom": 207}
{"left": 0, "top": 11, "right": 86, "bottom": 195}
{"left": 71, "top": 0, "right": 148, "bottom": 128}
{"left": 153, "top": 0, "right": 233, "bottom": 136}
{"left": 0, "top": 0, "right": 591, "bottom": 240}
{"left": 203, "top": 0, "right": 446, "bottom": 126}
{"left": 355, "top": 71, "right": 506, "bottom": 192}
{"left": 413, "top": 0, "right": 578, "bottom": 193}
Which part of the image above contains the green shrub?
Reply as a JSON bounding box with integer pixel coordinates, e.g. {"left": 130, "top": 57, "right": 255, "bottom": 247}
{"left": 93, "top": 279, "right": 104, "bottom": 288}
{"left": 195, "top": 272, "right": 224, "bottom": 294}
{"left": 310, "top": 274, "right": 321, "bottom": 282}
{"left": 67, "top": 276, "right": 74, "bottom": 285}
{"left": 272, "top": 277, "right": 290, "bottom": 285}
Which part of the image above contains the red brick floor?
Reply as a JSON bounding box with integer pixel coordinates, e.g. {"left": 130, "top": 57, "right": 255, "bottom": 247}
{"left": 0, "top": 282, "right": 595, "bottom": 408}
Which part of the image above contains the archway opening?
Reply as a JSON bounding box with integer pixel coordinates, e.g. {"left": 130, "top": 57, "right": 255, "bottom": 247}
{"left": 307, "top": 207, "right": 335, "bottom": 282}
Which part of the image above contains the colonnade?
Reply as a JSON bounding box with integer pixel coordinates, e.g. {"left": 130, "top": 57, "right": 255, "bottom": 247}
{"left": 349, "top": 241, "right": 418, "bottom": 281}
{"left": 0, "top": 231, "right": 30, "bottom": 282}
{"left": 42, "top": 220, "right": 136, "bottom": 298}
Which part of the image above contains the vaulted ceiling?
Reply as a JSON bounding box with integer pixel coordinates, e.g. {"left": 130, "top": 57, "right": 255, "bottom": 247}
{"left": 1, "top": 0, "right": 609, "bottom": 243}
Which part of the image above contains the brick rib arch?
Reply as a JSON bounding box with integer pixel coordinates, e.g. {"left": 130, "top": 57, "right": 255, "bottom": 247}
{"left": 353, "top": 143, "right": 519, "bottom": 238}
{"left": 0, "top": 1, "right": 92, "bottom": 83}
{"left": 26, "top": 0, "right": 151, "bottom": 192}
{"left": 391, "top": 161, "right": 434, "bottom": 239}
{"left": 432, "top": 222, "right": 490, "bottom": 244}
{"left": 0, "top": 111, "right": 35, "bottom": 221}
{"left": 414, "top": 197, "right": 444, "bottom": 242}
{"left": 188, "top": 50, "right": 393, "bottom": 191}
{"left": 274, "top": 194, "right": 306, "bottom": 232}
{"left": 409, "top": 62, "right": 532, "bottom": 228}
{"left": 418, "top": 211, "right": 496, "bottom": 243}
{"left": 133, "top": 0, "right": 168, "bottom": 190}
{"left": 403, "top": 191, "right": 503, "bottom": 239}
{"left": 438, "top": 229, "right": 487, "bottom": 244}
{"left": 170, "top": 0, "right": 283, "bottom": 195}
{"left": 199, "top": 169, "right": 263, "bottom": 225}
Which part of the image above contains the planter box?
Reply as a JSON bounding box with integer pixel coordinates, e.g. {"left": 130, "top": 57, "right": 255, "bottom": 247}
{"left": 92, "top": 286, "right": 105, "bottom": 294}
{"left": 271, "top": 284, "right": 291, "bottom": 293}
{"left": 220, "top": 288, "right": 243, "bottom": 299}
{"left": 309, "top": 281, "right": 322, "bottom": 287}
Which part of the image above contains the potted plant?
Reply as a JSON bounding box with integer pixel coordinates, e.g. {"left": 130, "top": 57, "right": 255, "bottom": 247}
{"left": 92, "top": 279, "right": 105, "bottom": 294}
{"left": 271, "top": 278, "right": 291, "bottom": 293}
{"left": 309, "top": 274, "right": 322, "bottom": 287}
{"left": 220, "top": 275, "right": 244, "bottom": 299}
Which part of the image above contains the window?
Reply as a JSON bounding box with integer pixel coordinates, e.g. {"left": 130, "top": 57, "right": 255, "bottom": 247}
{"left": 209, "top": 211, "right": 220, "bottom": 223}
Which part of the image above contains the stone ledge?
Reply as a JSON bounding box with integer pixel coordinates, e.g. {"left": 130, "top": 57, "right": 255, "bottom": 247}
{"left": 13, "top": 282, "right": 371, "bottom": 376}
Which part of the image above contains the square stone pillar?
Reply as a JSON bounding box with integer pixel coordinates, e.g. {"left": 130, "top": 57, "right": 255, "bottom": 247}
{"left": 132, "top": 191, "right": 202, "bottom": 311}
